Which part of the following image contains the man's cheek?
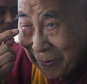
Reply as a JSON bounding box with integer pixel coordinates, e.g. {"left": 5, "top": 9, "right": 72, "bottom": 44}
{"left": 18, "top": 28, "right": 33, "bottom": 47}
{"left": 48, "top": 35, "right": 70, "bottom": 51}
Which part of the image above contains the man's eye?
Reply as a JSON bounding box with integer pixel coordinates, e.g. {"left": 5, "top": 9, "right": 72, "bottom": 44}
{"left": 21, "top": 24, "right": 33, "bottom": 29}
{"left": 46, "top": 22, "right": 58, "bottom": 29}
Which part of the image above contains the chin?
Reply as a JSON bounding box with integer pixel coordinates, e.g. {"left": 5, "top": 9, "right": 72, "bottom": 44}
{"left": 39, "top": 68, "right": 64, "bottom": 79}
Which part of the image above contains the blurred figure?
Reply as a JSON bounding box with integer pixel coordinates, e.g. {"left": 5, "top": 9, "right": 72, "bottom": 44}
{"left": 0, "top": 0, "right": 17, "bottom": 33}
{"left": 0, "top": 0, "right": 18, "bottom": 84}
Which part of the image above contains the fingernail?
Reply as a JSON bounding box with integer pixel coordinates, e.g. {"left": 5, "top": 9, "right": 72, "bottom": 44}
{"left": 12, "top": 29, "right": 19, "bottom": 34}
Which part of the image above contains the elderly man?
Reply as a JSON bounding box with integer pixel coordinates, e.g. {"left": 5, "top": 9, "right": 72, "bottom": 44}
{"left": 8, "top": 0, "right": 87, "bottom": 84}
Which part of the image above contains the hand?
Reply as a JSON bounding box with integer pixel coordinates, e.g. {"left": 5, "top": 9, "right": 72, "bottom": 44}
{"left": 0, "top": 29, "right": 19, "bottom": 82}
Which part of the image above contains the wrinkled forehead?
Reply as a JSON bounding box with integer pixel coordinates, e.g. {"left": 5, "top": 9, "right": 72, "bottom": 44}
{"left": 18, "top": 0, "right": 60, "bottom": 10}
{"left": 0, "top": 0, "right": 17, "bottom": 7}
{"left": 18, "top": 0, "right": 80, "bottom": 15}
{"left": 18, "top": 0, "right": 79, "bottom": 9}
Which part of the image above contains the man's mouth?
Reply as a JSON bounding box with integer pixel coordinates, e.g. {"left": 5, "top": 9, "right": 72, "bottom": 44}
{"left": 38, "top": 59, "right": 57, "bottom": 67}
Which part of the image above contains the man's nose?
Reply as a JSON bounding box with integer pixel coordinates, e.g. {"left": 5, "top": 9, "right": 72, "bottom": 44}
{"left": 32, "top": 30, "right": 51, "bottom": 52}
{"left": 4, "top": 11, "right": 13, "bottom": 23}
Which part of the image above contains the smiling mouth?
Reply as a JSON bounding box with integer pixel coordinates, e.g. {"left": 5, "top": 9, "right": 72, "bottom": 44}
{"left": 38, "top": 59, "right": 57, "bottom": 67}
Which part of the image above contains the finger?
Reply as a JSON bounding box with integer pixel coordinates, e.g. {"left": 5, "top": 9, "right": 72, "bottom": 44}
{"left": 0, "top": 44, "right": 14, "bottom": 56}
{"left": 3, "top": 38, "right": 15, "bottom": 46}
{"left": 0, "top": 52, "right": 16, "bottom": 67}
{"left": 0, "top": 29, "right": 19, "bottom": 43}
{"left": 0, "top": 62, "right": 14, "bottom": 80}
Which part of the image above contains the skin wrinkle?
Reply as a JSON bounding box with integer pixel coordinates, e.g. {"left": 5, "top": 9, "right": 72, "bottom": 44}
{"left": 29, "top": 0, "right": 58, "bottom": 7}
{"left": 18, "top": 0, "right": 87, "bottom": 79}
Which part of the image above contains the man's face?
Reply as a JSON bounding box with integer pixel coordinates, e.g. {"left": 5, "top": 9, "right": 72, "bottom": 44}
{"left": 0, "top": 0, "right": 17, "bottom": 33}
{"left": 18, "top": 0, "right": 87, "bottom": 79}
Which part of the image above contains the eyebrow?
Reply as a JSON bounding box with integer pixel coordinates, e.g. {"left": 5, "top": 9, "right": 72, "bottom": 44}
{"left": 15, "top": 11, "right": 31, "bottom": 19}
{"left": 42, "top": 10, "right": 57, "bottom": 18}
